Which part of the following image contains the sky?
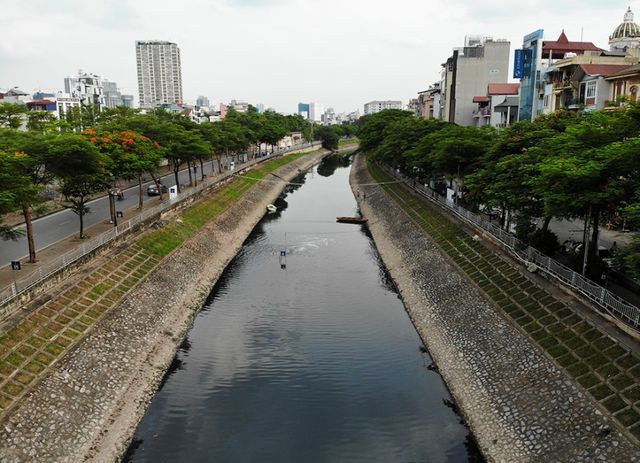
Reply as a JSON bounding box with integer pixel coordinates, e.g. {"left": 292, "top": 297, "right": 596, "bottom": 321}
{"left": 0, "top": 0, "right": 634, "bottom": 114}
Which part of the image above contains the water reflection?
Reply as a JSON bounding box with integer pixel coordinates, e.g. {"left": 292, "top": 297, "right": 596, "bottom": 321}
{"left": 124, "top": 156, "right": 483, "bottom": 463}
{"left": 317, "top": 153, "right": 353, "bottom": 177}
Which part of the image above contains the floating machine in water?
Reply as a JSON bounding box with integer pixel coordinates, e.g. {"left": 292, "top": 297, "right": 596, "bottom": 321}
{"left": 336, "top": 216, "right": 368, "bottom": 224}
{"left": 266, "top": 204, "right": 277, "bottom": 213}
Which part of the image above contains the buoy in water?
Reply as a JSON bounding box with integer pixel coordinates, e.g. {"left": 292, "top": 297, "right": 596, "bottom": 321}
{"left": 279, "top": 249, "right": 287, "bottom": 269}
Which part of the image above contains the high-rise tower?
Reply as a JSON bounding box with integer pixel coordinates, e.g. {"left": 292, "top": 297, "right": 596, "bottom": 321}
{"left": 135, "top": 40, "right": 183, "bottom": 108}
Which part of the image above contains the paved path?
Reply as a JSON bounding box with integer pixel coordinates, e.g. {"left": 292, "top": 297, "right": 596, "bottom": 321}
{"left": 537, "top": 217, "right": 636, "bottom": 249}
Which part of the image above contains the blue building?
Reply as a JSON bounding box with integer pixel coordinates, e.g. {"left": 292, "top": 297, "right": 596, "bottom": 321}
{"left": 517, "top": 30, "right": 544, "bottom": 122}
{"left": 297, "top": 102, "right": 310, "bottom": 117}
{"left": 516, "top": 29, "right": 602, "bottom": 121}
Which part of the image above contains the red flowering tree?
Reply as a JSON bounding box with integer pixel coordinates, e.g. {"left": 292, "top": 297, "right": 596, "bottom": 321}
{"left": 83, "top": 129, "right": 164, "bottom": 209}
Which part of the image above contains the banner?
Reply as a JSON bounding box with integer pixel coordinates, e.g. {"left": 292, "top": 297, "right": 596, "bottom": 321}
{"left": 514, "top": 49, "right": 525, "bottom": 78}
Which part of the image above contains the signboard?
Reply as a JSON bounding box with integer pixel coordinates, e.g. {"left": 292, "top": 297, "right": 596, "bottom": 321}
{"left": 169, "top": 186, "right": 178, "bottom": 200}
{"left": 514, "top": 49, "right": 525, "bottom": 78}
{"left": 11, "top": 261, "right": 21, "bottom": 271}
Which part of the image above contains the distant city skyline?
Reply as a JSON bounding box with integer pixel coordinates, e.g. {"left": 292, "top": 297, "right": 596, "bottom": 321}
{"left": 0, "top": 1, "right": 632, "bottom": 113}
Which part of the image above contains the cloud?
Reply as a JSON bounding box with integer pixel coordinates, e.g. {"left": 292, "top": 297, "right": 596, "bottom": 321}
{"left": 226, "top": 0, "right": 279, "bottom": 7}
{"left": 0, "top": 0, "right": 631, "bottom": 113}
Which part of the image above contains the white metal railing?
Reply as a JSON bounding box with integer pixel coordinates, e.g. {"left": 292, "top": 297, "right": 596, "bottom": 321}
{"left": 0, "top": 143, "right": 320, "bottom": 308}
{"left": 378, "top": 164, "right": 640, "bottom": 329}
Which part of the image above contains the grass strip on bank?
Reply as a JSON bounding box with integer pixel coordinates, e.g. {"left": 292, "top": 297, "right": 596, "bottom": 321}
{"left": 367, "top": 160, "right": 640, "bottom": 443}
{"left": 138, "top": 152, "right": 307, "bottom": 257}
{"left": 338, "top": 138, "right": 359, "bottom": 147}
{"left": 0, "top": 151, "right": 310, "bottom": 417}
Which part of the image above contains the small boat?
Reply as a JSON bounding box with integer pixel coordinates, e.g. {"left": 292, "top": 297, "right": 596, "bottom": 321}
{"left": 266, "top": 204, "right": 277, "bottom": 213}
{"left": 336, "top": 216, "right": 368, "bottom": 224}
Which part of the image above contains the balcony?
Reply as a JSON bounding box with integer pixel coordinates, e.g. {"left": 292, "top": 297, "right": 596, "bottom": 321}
{"left": 552, "top": 78, "right": 576, "bottom": 91}
{"left": 472, "top": 107, "right": 491, "bottom": 118}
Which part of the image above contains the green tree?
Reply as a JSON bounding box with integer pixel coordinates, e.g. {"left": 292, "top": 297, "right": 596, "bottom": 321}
{"left": 616, "top": 237, "right": 640, "bottom": 278}
{"left": 26, "top": 110, "right": 57, "bottom": 133}
{"left": 0, "top": 150, "right": 29, "bottom": 242}
{"left": 0, "top": 103, "right": 27, "bottom": 129}
{"left": 357, "top": 109, "right": 414, "bottom": 153}
{"left": 0, "top": 130, "right": 52, "bottom": 262}
{"left": 532, "top": 111, "right": 639, "bottom": 265}
{"left": 314, "top": 125, "right": 339, "bottom": 150}
{"left": 47, "top": 134, "right": 109, "bottom": 239}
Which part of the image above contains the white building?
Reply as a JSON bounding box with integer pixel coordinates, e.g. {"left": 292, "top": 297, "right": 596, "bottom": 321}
{"left": 0, "top": 87, "right": 30, "bottom": 104}
{"left": 136, "top": 40, "right": 184, "bottom": 109}
{"left": 64, "top": 71, "right": 106, "bottom": 109}
{"left": 228, "top": 100, "right": 249, "bottom": 112}
{"left": 610, "top": 7, "right": 640, "bottom": 52}
{"left": 54, "top": 93, "right": 82, "bottom": 118}
{"left": 363, "top": 100, "right": 403, "bottom": 115}
{"left": 308, "top": 102, "right": 324, "bottom": 122}
{"left": 441, "top": 36, "right": 511, "bottom": 126}
{"left": 472, "top": 83, "right": 520, "bottom": 128}
{"left": 322, "top": 107, "right": 336, "bottom": 125}
{"left": 196, "top": 95, "right": 210, "bottom": 107}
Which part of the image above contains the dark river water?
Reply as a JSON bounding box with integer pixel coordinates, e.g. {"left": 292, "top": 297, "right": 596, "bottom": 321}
{"left": 124, "top": 156, "right": 482, "bottom": 463}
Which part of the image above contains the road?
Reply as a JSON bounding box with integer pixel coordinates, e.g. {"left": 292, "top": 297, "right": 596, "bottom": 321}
{"left": 0, "top": 152, "right": 258, "bottom": 267}
{"left": 535, "top": 217, "right": 636, "bottom": 250}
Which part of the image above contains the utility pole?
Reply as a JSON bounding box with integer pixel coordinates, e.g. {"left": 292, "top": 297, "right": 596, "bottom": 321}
{"left": 108, "top": 189, "right": 118, "bottom": 227}
{"left": 582, "top": 205, "right": 592, "bottom": 276}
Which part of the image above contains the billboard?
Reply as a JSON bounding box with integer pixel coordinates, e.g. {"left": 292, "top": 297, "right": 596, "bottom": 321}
{"left": 514, "top": 49, "right": 525, "bottom": 78}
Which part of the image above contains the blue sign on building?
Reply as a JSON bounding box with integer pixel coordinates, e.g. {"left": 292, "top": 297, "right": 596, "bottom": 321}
{"left": 513, "top": 49, "right": 525, "bottom": 78}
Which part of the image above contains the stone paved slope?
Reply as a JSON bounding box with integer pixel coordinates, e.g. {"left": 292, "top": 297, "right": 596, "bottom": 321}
{"left": 353, "top": 155, "right": 639, "bottom": 462}
{"left": 0, "top": 151, "right": 325, "bottom": 462}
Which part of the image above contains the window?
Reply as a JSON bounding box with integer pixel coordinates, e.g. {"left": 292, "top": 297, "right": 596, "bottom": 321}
{"left": 586, "top": 81, "right": 596, "bottom": 99}
{"left": 579, "top": 81, "right": 597, "bottom": 104}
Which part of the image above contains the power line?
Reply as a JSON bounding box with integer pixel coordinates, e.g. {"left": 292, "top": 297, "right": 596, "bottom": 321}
{"left": 232, "top": 173, "right": 402, "bottom": 187}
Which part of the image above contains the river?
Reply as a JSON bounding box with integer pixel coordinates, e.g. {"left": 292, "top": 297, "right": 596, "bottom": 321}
{"left": 123, "top": 155, "right": 482, "bottom": 462}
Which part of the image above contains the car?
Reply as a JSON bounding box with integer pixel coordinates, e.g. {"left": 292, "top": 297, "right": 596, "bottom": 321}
{"left": 147, "top": 183, "right": 168, "bottom": 196}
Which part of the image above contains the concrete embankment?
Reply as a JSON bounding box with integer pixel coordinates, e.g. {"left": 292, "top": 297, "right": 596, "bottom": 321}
{"left": 0, "top": 151, "right": 327, "bottom": 462}
{"left": 350, "top": 154, "right": 639, "bottom": 462}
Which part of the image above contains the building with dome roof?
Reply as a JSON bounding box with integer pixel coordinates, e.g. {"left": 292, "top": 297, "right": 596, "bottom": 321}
{"left": 610, "top": 7, "right": 640, "bottom": 52}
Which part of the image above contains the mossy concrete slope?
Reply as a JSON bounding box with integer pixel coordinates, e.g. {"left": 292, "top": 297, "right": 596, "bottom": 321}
{"left": 355, "top": 155, "right": 639, "bottom": 461}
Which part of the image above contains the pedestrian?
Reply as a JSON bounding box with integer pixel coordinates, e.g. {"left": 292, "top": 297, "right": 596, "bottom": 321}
{"left": 362, "top": 191, "right": 366, "bottom": 200}
{"left": 610, "top": 241, "right": 618, "bottom": 254}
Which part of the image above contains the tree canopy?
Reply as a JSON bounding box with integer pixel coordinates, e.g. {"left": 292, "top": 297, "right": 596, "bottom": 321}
{"left": 357, "top": 107, "right": 640, "bottom": 279}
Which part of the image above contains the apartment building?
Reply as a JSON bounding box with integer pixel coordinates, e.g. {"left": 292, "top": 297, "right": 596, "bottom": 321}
{"left": 135, "top": 40, "right": 183, "bottom": 109}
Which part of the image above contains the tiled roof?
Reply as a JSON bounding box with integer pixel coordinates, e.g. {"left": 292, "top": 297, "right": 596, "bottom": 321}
{"left": 580, "top": 64, "right": 634, "bottom": 77}
{"left": 28, "top": 99, "right": 56, "bottom": 104}
{"left": 604, "top": 63, "right": 640, "bottom": 79}
{"left": 543, "top": 31, "right": 602, "bottom": 53}
{"left": 487, "top": 83, "right": 520, "bottom": 95}
{"left": 472, "top": 96, "right": 490, "bottom": 103}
